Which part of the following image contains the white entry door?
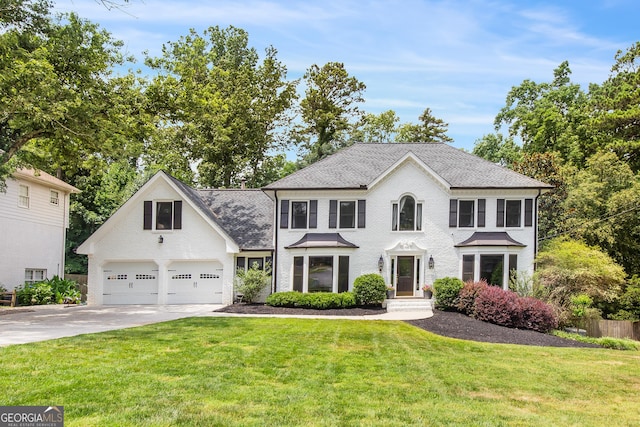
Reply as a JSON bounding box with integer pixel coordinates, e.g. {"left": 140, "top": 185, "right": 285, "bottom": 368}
{"left": 102, "top": 262, "right": 159, "bottom": 304}
{"left": 167, "top": 261, "right": 223, "bottom": 304}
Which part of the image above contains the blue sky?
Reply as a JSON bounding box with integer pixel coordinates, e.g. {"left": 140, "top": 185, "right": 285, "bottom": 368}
{"left": 55, "top": 0, "right": 640, "bottom": 151}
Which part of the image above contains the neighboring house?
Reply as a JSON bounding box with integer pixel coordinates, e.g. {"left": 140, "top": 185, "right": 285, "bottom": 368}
{"left": 0, "top": 168, "right": 80, "bottom": 290}
{"left": 78, "top": 143, "right": 551, "bottom": 305}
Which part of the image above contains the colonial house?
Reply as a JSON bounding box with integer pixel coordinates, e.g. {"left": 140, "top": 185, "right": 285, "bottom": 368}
{"left": 0, "top": 168, "right": 80, "bottom": 290}
{"left": 77, "top": 143, "right": 551, "bottom": 305}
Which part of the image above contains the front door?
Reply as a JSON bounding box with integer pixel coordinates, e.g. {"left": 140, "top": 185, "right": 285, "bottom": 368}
{"left": 396, "top": 256, "right": 414, "bottom": 296}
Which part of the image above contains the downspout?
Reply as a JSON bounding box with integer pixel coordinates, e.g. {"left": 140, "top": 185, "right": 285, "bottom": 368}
{"left": 272, "top": 190, "right": 278, "bottom": 294}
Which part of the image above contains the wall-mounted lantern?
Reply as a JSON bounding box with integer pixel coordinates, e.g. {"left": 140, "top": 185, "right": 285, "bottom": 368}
{"left": 378, "top": 255, "right": 384, "bottom": 273}
{"left": 428, "top": 255, "right": 435, "bottom": 269}
{"left": 158, "top": 235, "right": 164, "bottom": 244}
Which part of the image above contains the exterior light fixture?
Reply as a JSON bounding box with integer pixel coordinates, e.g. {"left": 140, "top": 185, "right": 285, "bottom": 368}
{"left": 158, "top": 235, "right": 164, "bottom": 244}
{"left": 428, "top": 255, "right": 434, "bottom": 269}
{"left": 378, "top": 255, "right": 384, "bottom": 272}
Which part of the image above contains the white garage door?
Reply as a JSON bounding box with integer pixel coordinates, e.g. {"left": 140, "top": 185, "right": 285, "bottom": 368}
{"left": 167, "top": 261, "right": 223, "bottom": 304}
{"left": 103, "top": 262, "right": 159, "bottom": 304}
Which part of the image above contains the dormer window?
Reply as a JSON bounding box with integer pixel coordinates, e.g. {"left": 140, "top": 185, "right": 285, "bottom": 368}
{"left": 392, "top": 195, "right": 422, "bottom": 231}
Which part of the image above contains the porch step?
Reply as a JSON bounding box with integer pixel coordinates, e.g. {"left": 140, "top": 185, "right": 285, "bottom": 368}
{"left": 384, "top": 298, "right": 433, "bottom": 312}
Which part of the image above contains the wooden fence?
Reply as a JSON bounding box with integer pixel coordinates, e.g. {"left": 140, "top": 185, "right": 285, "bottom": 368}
{"left": 586, "top": 319, "right": 640, "bottom": 341}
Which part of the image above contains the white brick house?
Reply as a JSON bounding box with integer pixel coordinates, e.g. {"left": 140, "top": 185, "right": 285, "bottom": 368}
{"left": 78, "top": 143, "right": 551, "bottom": 305}
{"left": 264, "top": 143, "right": 551, "bottom": 297}
{"left": 0, "top": 168, "right": 79, "bottom": 290}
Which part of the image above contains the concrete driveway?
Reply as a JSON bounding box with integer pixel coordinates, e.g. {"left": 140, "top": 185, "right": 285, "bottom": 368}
{"left": 0, "top": 304, "right": 223, "bottom": 346}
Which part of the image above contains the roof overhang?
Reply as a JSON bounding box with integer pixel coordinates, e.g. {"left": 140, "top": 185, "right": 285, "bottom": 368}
{"left": 455, "top": 231, "right": 525, "bottom": 247}
{"left": 285, "top": 233, "right": 359, "bottom": 249}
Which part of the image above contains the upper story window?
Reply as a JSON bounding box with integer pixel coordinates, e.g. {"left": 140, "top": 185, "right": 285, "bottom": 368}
{"left": 449, "top": 199, "right": 486, "bottom": 228}
{"left": 50, "top": 190, "right": 59, "bottom": 206}
{"left": 143, "top": 200, "right": 182, "bottom": 230}
{"left": 329, "top": 200, "right": 366, "bottom": 229}
{"left": 497, "top": 199, "right": 533, "bottom": 228}
{"left": 18, "top": 184, "right": 29, "bottom": 208}
{"left": 279, "top": 199, "right": 317, "bottom": 229}
{"left": 291, "top": 201, "right": 308, "bottom": 229}
{"left": 392, "top": 195, "right": 422, "bottom": 231}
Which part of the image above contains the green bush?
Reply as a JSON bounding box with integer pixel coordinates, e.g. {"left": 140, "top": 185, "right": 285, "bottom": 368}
{"left": 352, "top": 274, "right": 387, "bottom": 306}
{"left": 15, "top": 276, "right": 80, "bottom": 306}
{"left": 433, "top": 277, "right": 464, "bottom": 310}
{"left": 266, "top": 291, "right": 356, "bottom": 309}
{"left": 234, "top": 263, "right": 271, "bottom": 304}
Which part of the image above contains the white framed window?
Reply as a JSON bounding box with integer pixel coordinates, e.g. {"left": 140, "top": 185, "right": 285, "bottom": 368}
{"left": 291, "top": 201, "right": 308, "bottom": 229}
{"left": 25, "top": 269, "right": 46, "bottom": 284}
{"left": 50, "top": 190, "right": 59, "bottom": 206}
{"left": 18, "top": 184, "right": 29, "bottom": 208}
{"left": 292, "top": 254, "right": 350, "bottom": 293}
{"left": 392, "top": 195, "right": 422, "bottom": 231}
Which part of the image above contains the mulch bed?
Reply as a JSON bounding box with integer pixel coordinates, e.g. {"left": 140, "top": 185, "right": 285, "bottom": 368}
{"left": 218, "top": 304, "right": 600, "bottom": 348}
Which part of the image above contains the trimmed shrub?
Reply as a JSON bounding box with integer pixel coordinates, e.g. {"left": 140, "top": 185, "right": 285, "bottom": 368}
{"left": 266, "top": 291, "right": 302, "bottom": 307}
{"left": 456, "top": 280, "right": 489, "bottom": 315}
{"left": 353, "top": 274, "right": 387, "bottom": 306}
{"left": 266, "top": 291, "right": 356, "bottom": 309}
{"left": 472, "top": 286, "right": 520, "bottom": 328}
{"left": 517, "top": 297, "right": 558, "bottom": 333}
{"left": 433, "top": 277, "right": 464, "bottom": 311}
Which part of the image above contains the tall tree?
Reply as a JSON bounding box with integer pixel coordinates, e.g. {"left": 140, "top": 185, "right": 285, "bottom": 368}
{"left": 494, "top": 61, "right": 589, "bottom": 165}
{"left": 349, "top": 110, "right": 399, "bottom": 143}
{"left": 146, "top": 26, "right": 297, "bottom": 188}
{"left": 395, "top": 108, "right": 453, "bottom": 143}
{"left": 588, "top": 42, "right": 640, "bottom": 172}
{"left": 296, "top": 62, "right": 366, "bottom": 163}
{"left": 472, "top": 133, "right": 522, "bottom": 166}
{"left": 0, "top": 4, "right": 131, "bottom": 183}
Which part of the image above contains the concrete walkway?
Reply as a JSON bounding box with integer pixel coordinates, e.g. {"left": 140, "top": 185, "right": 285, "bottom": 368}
{"left": 0, "top": 304, "right": 432, "bottom": 346}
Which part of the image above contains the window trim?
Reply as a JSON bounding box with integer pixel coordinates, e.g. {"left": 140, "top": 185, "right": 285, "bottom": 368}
{"left": 291, "top": 201, "right": 308, "bottom": 229}
{"left": 338, "top": 200, "right": 356, "bottom": 229}
{"left": 18, "top": 184, "right": 29, "bottom": 209}
{"left": 143, "top": 200, "right": 183, "bottom": 231}
{"left": 458, "top": 200, "right": 475, "bottom": 228}
{"left": 25, "top": 268, "right": 46, "bottom": 284}
{"left": 49, "top": 189, "right": 60, "bottom": 206}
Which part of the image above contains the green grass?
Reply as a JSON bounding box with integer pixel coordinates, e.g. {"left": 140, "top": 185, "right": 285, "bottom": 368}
{"left": 1, "top": 318, "right": 640, "bottom": 426}
{"left": 553, "top": 330, "right": 640, "bottom": 351}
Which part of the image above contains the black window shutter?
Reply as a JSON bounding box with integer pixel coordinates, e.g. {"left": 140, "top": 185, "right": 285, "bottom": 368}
{"left": 497, "top": 199, "right": 505, "bottom": 227}
{"left": 309, "top": 200, "right": 318, "bottom": 228}
{"left": 358, "top": 200, "right": 366, "bottom": 228}
{"left": 524, "top": 199, "right": 533, "bottom": 227}
{"left": 329, "top": 200, "right": 337, "bottom": 228}
{"left": 143, "top": 201, "right": 152, "bottom": 230}
{"left": 173, "top": 200, "right": 182, "bottom": 230}
{"left": 477, "top": 199, "right": 486, "bottom": 228}
{"left": 280, "top": 200, "right": 289, "bottom": 229}
{"left": 449, "top": 199, "right": 458, "bottom": 227}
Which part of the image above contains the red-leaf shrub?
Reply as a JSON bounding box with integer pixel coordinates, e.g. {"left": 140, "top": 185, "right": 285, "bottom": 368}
{"left": 472, "top": 286, "right": 521, "bottom": 328}
{"left": 516, "top": 297, "right": 558, "bottom": 333}
{"left": 456, "top": 280, "right": 489, "bottom": 315}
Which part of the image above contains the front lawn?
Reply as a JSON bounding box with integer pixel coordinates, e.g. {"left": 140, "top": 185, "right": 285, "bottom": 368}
{"left": 1, "top": 318, "right": 639, "bottom": 426}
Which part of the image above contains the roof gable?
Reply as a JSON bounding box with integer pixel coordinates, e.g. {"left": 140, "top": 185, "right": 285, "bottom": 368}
{"left": 78, "top": 171, "right": 274, "bottom": 254}
{"left": 264, "top": 143, "right": 552, "bottom": 191}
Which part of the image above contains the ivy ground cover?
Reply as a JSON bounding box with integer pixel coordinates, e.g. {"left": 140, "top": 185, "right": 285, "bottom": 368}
{"left": 1, "top": 317, "right": 639, "bottom": 426}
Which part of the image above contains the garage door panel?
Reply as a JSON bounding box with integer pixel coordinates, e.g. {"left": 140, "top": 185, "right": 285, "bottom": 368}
{"left": 168, "top": 262, "right": 223, "bottom": 304}
{"left": 103, "top": 262, "right": 158, "bottom": 305}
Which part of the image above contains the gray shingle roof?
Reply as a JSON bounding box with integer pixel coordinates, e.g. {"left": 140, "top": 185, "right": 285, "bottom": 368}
{"left": 264, "top": 143, "right": 552, "bottom": 190}
{"left": 167, "top": 174, "right": 273, "bottom": 250}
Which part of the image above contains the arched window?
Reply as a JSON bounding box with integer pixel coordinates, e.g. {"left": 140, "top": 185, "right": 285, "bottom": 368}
{"left": 392, "top": 195, "right": 422, "bottom": 231}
